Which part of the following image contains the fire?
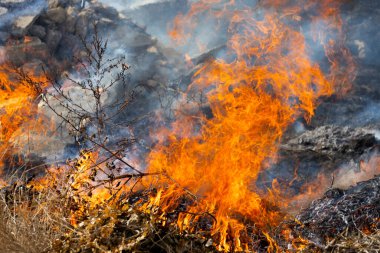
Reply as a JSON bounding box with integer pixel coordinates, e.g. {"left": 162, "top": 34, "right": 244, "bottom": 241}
{"left": 28, "top": 150, "right": 116, "bottom": 226}
{"left": 0, "top": 63, "right": 49, "bottom": 173}
{"left": 0, "top": 1, "right": 358, "bottom": 251}
{"left": 23, "top": 36, "right": 33, "bottom": 44}
{"left": 143, "top": 0, "right": 355, "bottom": 251}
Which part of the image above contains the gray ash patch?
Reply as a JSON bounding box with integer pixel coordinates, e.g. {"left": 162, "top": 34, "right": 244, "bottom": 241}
{"left": 281, "top": 125, "right": 377, "bottom": 158}
{"left": 292, "top": 175, "right": 380, "bottom": 245}
{"left": 258, "top": 125, "right": 377, "bottom": 194}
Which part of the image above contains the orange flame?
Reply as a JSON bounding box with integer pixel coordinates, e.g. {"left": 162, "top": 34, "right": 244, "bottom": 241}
{"left": 0, "top": 63, "right": 50, "bottom": 173}
{"left": 28, "top": 150, "right": 117, "bottom": 226}
{"left": 0, "top": 1, "right": 357, "bottom": 251}
{"left": 144, "top": 0, "right": 355, "bottom": 251}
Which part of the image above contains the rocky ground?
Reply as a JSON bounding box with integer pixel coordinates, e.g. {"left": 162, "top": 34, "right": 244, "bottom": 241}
{"left": 0, "top": 0, "right": 189, "bottom": 163}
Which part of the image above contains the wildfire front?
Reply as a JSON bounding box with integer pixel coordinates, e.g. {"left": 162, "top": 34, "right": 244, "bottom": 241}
{"left": 0, "top": 0, "right": 379, "bottom": 252}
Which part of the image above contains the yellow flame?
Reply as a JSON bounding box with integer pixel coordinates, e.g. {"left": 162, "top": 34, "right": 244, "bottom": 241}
{"left": 144, "top": 0, "right": 355, "bottom": 250}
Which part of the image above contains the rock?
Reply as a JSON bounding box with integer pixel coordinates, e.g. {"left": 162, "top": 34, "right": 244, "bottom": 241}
{"left": 6, "top": 37, "right": 49, "bottom": 66}
{"left": 34, "top": 15, "right": 55, "bottom": 27}
{"left": 259, "top": 125, "right": 378, "bottom": 193}
{"left": 12, "top": 15, "right": 38, "bottom": 36}
{"left": 281, "top": 125, "right": 377, "bottom": 158}
{"left": 46, "top": 29, "right": 62, "bottom": 52}
{"left": 28, "top": 25, "right": 46, "bottom": 39}
{"left": 190, "top": 44, "right": 226, "bottom": 65}
{"left": 57, "top": 34, "right": 81, "bottom": 60}
{"left": 0, "top": 0, "right": 46, "bottom": 33}
{"left": 20, "top": 59, "right": 47, "bottom": 76}
{"left": 45, "top": 7, "right": 66, "bottom": 24}
{"left": 66, "top": 6, "right": 77, "bottom": 16}
{"left": 48, "top": 0, "right": 60, "bottom": 8}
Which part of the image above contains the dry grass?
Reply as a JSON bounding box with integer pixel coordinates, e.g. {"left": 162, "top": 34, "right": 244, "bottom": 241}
{"left": 324, "top": 229, "right": 380, "bottom": 253}
{"left": 0, "top": 181, "right": 68, "bottom": 253}
{"left": 0, "top": 186, "right": 379, "bottom": 252}
{"left": 0, "top": 171, "right": 215, "bottom": 253}
{"left": 294, "top": 229, "right": 380, "bottom": 252}
{"left": 0, "top": 166, "right": 378, "bottom": 253}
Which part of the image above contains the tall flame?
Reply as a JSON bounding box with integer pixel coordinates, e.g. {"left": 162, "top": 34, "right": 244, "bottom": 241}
{"left": 0, "top": 63, "right": 49, "bottom": 173}
{"left": 145, "top": 0, "right": 355, "bottom": 251}
{"left": 0, "top": 1, "right": 356, "bottom": 251}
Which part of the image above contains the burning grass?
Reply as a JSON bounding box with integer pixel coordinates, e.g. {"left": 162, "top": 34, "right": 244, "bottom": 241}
{"left": 0, "top": 63, "right": 52, "bottom": 175}
{"left": 0, "top": 167, "right": 379, "bottom": 252}
{"left": 142, "top": 0, "right": 356, "bottom": 250}
{"left": 0, "top": 151, "right": 220, "bottom": 252}
{"left": 0, "top": 0, "right": 378, "bottom": 252}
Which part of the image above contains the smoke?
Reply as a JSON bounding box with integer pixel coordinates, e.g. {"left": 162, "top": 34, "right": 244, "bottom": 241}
{"left": 353, "top": 40, "right": 366, "bottom": 59}
{"left": 310, "top": 1, "right": 380, "bottom": 129}
{"left": 373, "top": 130, "right": 380, "bottom": 141}
{"left": 279, "top": 148, "right": 380, "bottom": 214}
{"left": 350, "top": 103, "right": 380, "bottom": 128}
{"left": 333, "top": 153, "right": 380, "bottom": 189}
{"left": 99, "top": 0, "right": 171, "bottom": 10}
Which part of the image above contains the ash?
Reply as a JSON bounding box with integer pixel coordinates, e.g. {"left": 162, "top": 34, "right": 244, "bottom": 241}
{"left": 293, "top": 175, "right": 380, "bottom": 246}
